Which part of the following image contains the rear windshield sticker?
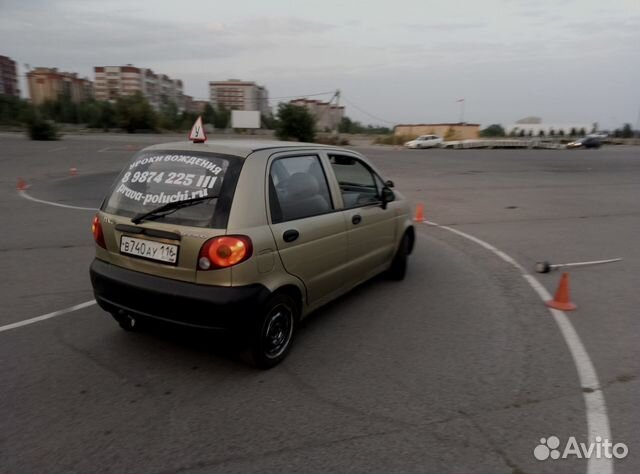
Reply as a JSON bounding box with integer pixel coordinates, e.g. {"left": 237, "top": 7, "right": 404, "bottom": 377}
{"left": 114, "top": 154, "right": 227, "bottom": 205}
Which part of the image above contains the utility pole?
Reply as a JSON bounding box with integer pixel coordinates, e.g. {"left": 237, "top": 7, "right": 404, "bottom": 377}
{"left": 22, "top": 63, "right": 31, "bottom": 99}
{"left": 333, "top": 89, "right": 341, "bottom": 139}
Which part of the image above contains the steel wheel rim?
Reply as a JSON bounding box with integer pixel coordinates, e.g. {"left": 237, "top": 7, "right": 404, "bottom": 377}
{"left": 263, "top": 303, "right": 293, "bottom": 359}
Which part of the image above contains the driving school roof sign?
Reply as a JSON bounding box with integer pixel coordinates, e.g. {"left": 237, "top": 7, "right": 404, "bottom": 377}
{"left": 189, "top": 116, "right": 207, "bottom": 143}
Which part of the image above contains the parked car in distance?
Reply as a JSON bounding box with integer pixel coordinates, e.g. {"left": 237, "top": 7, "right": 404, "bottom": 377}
{"left": 90, "top": 139, "right": 415, "bottom": 369}
{"left": 404, "top": 135, "right": 443, "bottom": 149}
{"left": 567, "top": 136, "right": 602, "bottom": 149}
{"left": 588, "top": 132, "right": 608, "bottom": 139}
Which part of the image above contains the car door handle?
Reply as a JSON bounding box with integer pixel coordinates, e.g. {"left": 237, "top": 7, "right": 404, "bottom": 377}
{"left": 352, "top": 214, "right": 362, "bottom": 225}
{"left": 283, "top": 229, "right": 299, "bottom": 242}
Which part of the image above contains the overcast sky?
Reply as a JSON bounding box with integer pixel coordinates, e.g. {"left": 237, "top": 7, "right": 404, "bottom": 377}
{"left": 1, "top": 0, "right": 639, "bottom": 129}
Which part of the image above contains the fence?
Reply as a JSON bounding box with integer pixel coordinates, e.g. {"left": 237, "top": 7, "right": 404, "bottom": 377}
{"left": 440, "top": 139, "right": 566, "bottom": 149}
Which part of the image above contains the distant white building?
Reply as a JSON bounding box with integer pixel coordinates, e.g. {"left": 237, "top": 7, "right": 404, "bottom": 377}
{"left": 506, "top": 122, "right": 595, "bottom": 137}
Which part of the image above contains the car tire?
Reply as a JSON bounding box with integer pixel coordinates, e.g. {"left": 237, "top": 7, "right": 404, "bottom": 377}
{"left": 249, "top": 293, "right": 298, "bottom": 369}
{"left": 387, "top": 233, "right": 410, "bottom": 281}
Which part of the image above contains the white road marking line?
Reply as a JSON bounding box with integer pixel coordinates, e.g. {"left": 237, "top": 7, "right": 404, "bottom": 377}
{"left": 0, "top": 300, "right": 96, "bottom": 333}
{"left": 97, "top": 146, "right": 112, "bottom": 153}
{"left": 422, "top": 220, "right": 612, "bottom": 474}
{"left": 18, "top": 189, "right": 98, "bottom": 211}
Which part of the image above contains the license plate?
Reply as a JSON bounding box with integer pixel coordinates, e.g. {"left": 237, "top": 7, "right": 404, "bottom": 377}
{"left": 120, "top": 236, "right": 178, "bottom": 264}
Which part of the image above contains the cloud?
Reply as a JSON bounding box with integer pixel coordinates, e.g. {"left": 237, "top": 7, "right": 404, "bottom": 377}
{"left": 400, "top": 21, "right": 485, "bottom": 32}
{"left": 563, "top": 16, "right": 640, "bottom": 35}
{"left": 1, "top": 13, "right": 250, "bottom": 66}
{"left": 237, "top": 16, "right": 337, "bottom": 35}
{"left": 0, "top": 3, "right": 337, "bottom": 71}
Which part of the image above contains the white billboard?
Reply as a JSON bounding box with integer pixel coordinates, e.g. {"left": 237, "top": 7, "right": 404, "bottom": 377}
{"left": 231, "top": 110, "right": 261, "bottom": 129}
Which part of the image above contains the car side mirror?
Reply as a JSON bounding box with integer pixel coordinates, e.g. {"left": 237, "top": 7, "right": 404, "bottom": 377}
{"left": 385, "top": 180, "right": 395, "bottom": 188}
{"left": 380, "top": 186, "right": 395, "bottom": 209}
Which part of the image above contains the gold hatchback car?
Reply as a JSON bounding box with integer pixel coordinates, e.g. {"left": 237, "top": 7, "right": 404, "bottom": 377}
{"left": 90, "top": 140, "right": 415, "bottom": 368}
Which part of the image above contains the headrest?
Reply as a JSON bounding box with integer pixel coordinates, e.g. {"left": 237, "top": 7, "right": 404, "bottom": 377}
{"left": 286, "top": 172, "right": 319, "bottom": 199}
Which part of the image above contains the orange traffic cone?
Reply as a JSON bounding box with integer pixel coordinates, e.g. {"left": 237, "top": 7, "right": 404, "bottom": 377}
{"left": 546, "top": 272, "right": 577, "bottom": 311}
{"left": 413, "top": 203, "right": 425, "bottom": 222}
{"left": 17, "top": 177, "right": 27, "bottom": 191}
{"left": 70, "top": 167, "right": 78, "bottom": 176}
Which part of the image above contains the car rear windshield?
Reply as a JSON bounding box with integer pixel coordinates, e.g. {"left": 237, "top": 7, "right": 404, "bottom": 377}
{"left": 101, "top": 150, "right": 243, "bottom": 228}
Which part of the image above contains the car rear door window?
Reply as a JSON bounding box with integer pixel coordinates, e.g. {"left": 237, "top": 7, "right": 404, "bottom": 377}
{"left": 329, "top": 155, "right": 379, "bottom": 208}
{"left": 269, "top": 155, "right": 333, "bottom": 223}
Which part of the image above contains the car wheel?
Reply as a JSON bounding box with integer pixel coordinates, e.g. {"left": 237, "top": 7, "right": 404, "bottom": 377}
{"left": 387, "top": 233, "right": 410, "bottom": 281}
{"left": 112, "top": 312, "right": 145, "bottom": 332}
{"left": 250, "top": 293, "right": 298, "bottom": 369}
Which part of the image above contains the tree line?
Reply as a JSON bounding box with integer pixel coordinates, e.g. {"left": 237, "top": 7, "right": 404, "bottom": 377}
{"left": 0, "top": 92, "right": 230, "bottom": 131}
{"left": 0, "top": 92, "right": 240, "bottom": 139}
{"left": 2, "top": 91, "right": 421, "bottom": 142}
{"left": 338, "top": 116, "right": 391, "bottom": 135}
{"left": 480, "top": 123, "right": 636, "bottom": 138}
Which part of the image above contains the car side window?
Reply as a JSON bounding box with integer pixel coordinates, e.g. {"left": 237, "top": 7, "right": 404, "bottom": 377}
{"left": 329, "top": 155, "right": 379, "bottom": 208}
{"left": 269, "top": 155, "right": 333, "bottom": 223}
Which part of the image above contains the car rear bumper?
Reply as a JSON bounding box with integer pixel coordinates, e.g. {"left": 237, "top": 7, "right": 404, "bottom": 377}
{"left": 90, "top": 258, "right": 271, "bottom": 330}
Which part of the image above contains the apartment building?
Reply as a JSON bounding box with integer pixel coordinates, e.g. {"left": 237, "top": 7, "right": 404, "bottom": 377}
{"left": 158, "top": 74, "right": 184, "bottom": 110}
{"left": 94, "top": 65, "right": 185, "bottom": 110}
{"left": 257, "top": 85, "right": 270, "bottom": 116}
{"left": 27, "top": 67, "right": 93, "bottom": 105}
{"left": 94, "top": 65, "right": 142, "bottom": 101}
{"left": 289, "top": 98, "right": 345, "bottom": 132}
{"left": 0, "top": 55, "right": 19, "bottom": 97}
{"left": 183, "top": 95, "right": 209, "bottom": 114}
{"left": 209, "top": 80, "right": 270, "bottom": 116}
{"left": 141, "top": 69, "right": 158, "bottom": 107}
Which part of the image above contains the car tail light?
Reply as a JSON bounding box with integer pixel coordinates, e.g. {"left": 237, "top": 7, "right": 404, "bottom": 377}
{"left": 198, "top": 235, "right": 252, "bottom": 270}
{"left": 92, "top": 214, "right": 106, "bottom": 249}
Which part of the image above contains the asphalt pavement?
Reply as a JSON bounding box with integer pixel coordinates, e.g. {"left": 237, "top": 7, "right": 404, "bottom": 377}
{"left": 1, "top": 133, "right": 637, "bottom": 474}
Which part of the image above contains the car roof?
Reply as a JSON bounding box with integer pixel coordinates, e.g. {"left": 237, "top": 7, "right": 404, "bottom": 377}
{"left": 142, "top": 140, "right": 350, "bottom": 158}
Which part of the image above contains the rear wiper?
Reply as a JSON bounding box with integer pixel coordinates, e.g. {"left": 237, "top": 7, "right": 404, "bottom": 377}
{"left": 131, "top": 195, "right": 218, "bottom": 224}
